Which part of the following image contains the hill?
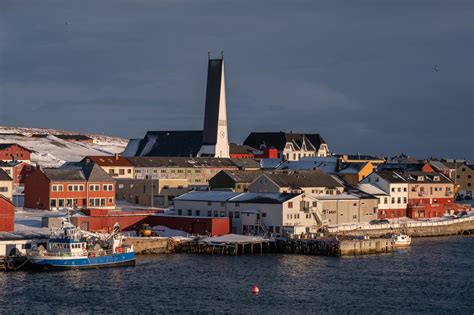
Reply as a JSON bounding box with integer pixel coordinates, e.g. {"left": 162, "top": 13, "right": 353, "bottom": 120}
{"left": 0, "top": 125, "right": 128, "bottom": 167}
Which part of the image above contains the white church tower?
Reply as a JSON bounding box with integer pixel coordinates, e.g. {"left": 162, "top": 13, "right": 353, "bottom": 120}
{"left": 198, "top": 53, "right": 230, "bottom": 158}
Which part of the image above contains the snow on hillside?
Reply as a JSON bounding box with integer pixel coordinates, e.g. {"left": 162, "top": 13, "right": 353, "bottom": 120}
{"left": 0, "top": 125, "right": 128, "bottom": 167}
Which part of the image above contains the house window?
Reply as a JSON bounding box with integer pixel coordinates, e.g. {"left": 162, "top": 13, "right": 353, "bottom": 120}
{"left": 196, "top": 210, "right": 200, "bottom": 216}
{"left": 288, "top": 202, "right": 293, "bottom": 208}
{"left": 391, "top": 188, "right": 395, "bottom": 192}
{"left": 178, "top": 209, "right": 182, "bottom": 215}
{"left": 213, "top": 211, "right": 219, "bottom": 217}
{"left": 207, "top": 202, "right": 212, "bottom": 206}
{"left": 58, "top": 199, "right": 65, "bottom": 207}
{"left": 207, "top": 210, "right": 212, "bottom": 217}
{"left": 127, "top": 169, "right": 132, "bottom": 174}
{"left": 235, "top": 203, "right": 240, "bottom": 207}
{"left": 109, "top": 197, "right": 113, "bottom": 204}
{"left": 384, "top": 197, "right": 388, "bottom": 204}
{"left": 235, "top": 211, "right": 240, "bottom": 218}
{"left": 50, "top": 199, "right": 57, "bottom": 208}
{"left": 119, "top": 169, "right": 125, "bottom": 175}
{"left": 187, "top": 209, "right": 192, "bottom": 216}
{"left": 397, "top": 188, "right": 401, "bottom": 192}
{"left": 397, "top": 197, "right": 401, "bottom": 203}
{"left": 403, "top": 197, "right": 407, "bottom": 203}
{"left": 262, "top": 212, "right": 267, "bottom": 217}
{"left": 392, "top": 197, "right": 395, "bottom": 204}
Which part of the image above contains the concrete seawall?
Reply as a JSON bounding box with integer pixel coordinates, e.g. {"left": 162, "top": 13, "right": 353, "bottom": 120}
{"left": 330, "top": 219, "right": 474, "bottom": 238}
{"left": 123, "top": 237, "right": 181, "bottom": 254}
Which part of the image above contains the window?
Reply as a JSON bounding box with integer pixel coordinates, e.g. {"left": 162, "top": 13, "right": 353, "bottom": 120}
{"left": 288, "top": 202, "right": 293, "bottom": 208}
{"left": 127, "top": 169, "right": 132, "bottom": 174}
{"left": 58, "top": 199, "right": 65, "bottom": 207}
{"left": 235, "top": 203, "right": 240, "bottom": 207}
{"left": 161, "top": 170, "right": 166, "bottom": 174}
{"left": 397, "top": 197, "right": 401, "bottom": 204}
{"left": 391, "top": 197, "right": 395, "bottom": 204}
{"left": 229, "top": 211, "right": 233, "bottom": 218}
{"left": 207, "top": 202, "right": 212, "bottom": 206}
{"left": 220, "top": 211, "right": 225, "bottom": 217}
{"left": 384, "top": 197, "right": 388, "bottom": 204}
{"left": 235, "top": 211, "right": 240, "bottom": 219}
{"left": 0, "top": 187, "right": 7, "bottom": 192}
{"left": 89, "top": 184, "right": 100, "bottom": 191}
{"left": 397, "top": 188, "right": 401, "bottom": 192}
{"left": 391, "top": 188, "right": 395, "bottom": 192}
{"left": 213, "top": 211, "right": 219, "bottom": 217}
{"left": 109, "top": 197, "right": 113, "bottom": 204}
{"left": 187, "top": 209, "right": 192, "bottom": 216}
{"left": 119, "top": 169, "right": 125, "bottom": 175}
{"left": 52, "top": 185, "right": 63, "bottom": 192}
{"left": 178, "top": 209, "right": 182, "bottom": 215}
{"left": 103, "top": 184, "right": 113, "bottom": 191}
{"left": 403, "top": 197, "right": 407, "bottom": 203}
{"left": 403, "top": 187, "right": 407, "bottom": 192}
{"left": 196, "top": 210, "right": 200, "bottom": 216}
{"left": 50, "top": 199, "right": 57, "bottom": 208}
{"left": 262, "top": 212, "right": 267, "bottom": 217}
{"left": 207, "top": 210, "right": 212, "bottom": 217}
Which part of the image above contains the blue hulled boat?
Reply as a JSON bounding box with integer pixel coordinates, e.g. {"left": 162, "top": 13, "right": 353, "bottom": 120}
{"left": 28, "top": 217, "right": 135, "bottom": 271}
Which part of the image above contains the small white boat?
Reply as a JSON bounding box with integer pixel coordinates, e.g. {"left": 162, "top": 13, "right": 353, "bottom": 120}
{"left": 392, "top": 234, "right": 411, "bottom": 247}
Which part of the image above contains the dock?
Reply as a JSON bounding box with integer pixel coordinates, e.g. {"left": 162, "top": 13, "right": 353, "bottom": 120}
{"left": 186, "top": 234, "right": 274, "bottom": 255}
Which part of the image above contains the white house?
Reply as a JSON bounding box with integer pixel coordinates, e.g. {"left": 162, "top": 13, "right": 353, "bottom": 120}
{"left": 361, "top": 170, "right": 409, "bottom": 218}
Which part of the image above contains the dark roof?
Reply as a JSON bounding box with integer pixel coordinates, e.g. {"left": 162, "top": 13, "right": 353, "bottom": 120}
{"left": 263, "top": 170, "right": 343, "bottom": 188}
{"left": 217, "top": 170, "right": 264, "bottom": 183}
{"left": 229, "top": 143, "right": 256, "bottom": 155}
{"left": 243, "top": 132, "right": 326, "bottom": 151}
{"left": 377, "top": 163, "right": 426, "bottom": 172}
{"left": 400, "top": 171, "right": 453, "bottom": 184}
{"left": 0, "top": 161, "right": 11, "bottom": 167}
{"left": 131, "top": 131, "right": 203, "bottom": 157}
{"left": 47, "top": 162, "right": 114, "bottom": 182}
{"left": 229, "top": 192, "right": 300, "bottom": 204}
{"left": 202, "top": 59, "right": 223, "bottom": 146}
{"left": 0, "top": 169, "right": 12, "bottom": 181}
{"left": 127, "top": 156, "right": 261, "bottom": 169}
{"left": 372, "top": 170, "right": 408, "bottom": 183}
{"left": 0, "top": 143, "right": 32, "bottom": 152}
{"left": 43, "top": 168, "right": 86, "bottom": 181}
{"left": 341, "top": 154, "right": 385, "bottom": 161}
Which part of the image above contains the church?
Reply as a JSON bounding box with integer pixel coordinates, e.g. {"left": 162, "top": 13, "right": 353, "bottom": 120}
{"left": 124, "top": 55, "right": 230, "bottom": 158}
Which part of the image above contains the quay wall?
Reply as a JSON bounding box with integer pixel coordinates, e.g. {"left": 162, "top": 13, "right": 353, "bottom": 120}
{"left": 123, "top": 237, "right": 181, "bottom": 254}
{"left": 339, "top": 239, "right": 393, "bottom": 256}
{"left": 328, "top": 217, "right": 474, "bottom": 237}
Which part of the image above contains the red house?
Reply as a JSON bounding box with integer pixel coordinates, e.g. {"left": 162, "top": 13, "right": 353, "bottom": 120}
{"left": 0, "top": 161, "right": 36, "bottom": 187}
{"left": 24, "top": 162, "right": 116, "bottom": 210}
{"left": 0, "top": 144, "right": 32, "bottom": 162}
{"left": 0, "top": 195, "right": 15, "bottom": 232}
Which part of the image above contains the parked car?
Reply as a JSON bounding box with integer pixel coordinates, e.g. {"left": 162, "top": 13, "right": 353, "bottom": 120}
{"left": 455, "top": 195, "right": 463, "bottom": 201}
{"left": 369, "top": 220, "right": 380, "bottom": 225}
{"left": 378, "top": 219, "right": 390, "bottom": 224}
{"left": 464, "top": 196, "right": 472, "bottom": 200}
{"left": 456, "top": 211, "right": 468, "bottom": 218}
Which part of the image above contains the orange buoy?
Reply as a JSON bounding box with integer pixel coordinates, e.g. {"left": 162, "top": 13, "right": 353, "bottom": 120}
{"left": 251, "top": 284, "right": 259, "bottom": 295}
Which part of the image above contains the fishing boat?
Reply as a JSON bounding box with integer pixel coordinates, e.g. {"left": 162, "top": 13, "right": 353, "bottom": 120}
{"left": 392, "top": 233, "right": 412, "bottom": 248}
{"left": 28, "top": 217, "right": 135, "bottom": 271}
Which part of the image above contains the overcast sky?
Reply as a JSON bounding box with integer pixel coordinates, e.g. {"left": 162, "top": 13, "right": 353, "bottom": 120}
{"left": 1, "top": 0, "right": 473, "bottom": 160}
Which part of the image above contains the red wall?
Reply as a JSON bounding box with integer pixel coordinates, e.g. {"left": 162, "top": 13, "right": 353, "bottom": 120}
{"left": 146, "top": 216, "right": 230, "bottom": 236}
{"left": 24, "top": 169, "right": 50, "bottom": 210}
{"left": 230, "top": 153, "right": 255, "bottom": 159}
{"left": 255, "top": 148, "right": 279, "bottom": 159}
{"left": 0, "top": 197, "right": 14, "bottom": 232}
{"left": 71, "top": 213, "right": 230, "bottom": 236}
{"left": 378, "top": 208, "right": 406, "bottom": 219}
{"left": 24, "top": 169, "right": 116, "bottom": 210}
{"left": 0, "top": 145, "right": 31, "bottom": 161}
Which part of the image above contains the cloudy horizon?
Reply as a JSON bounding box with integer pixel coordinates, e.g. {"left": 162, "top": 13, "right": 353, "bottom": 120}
{"left": 1, "top": 0, "right": 473, "bottom": 160}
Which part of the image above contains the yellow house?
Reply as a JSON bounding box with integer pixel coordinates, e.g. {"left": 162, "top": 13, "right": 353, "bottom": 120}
{"left": 338, "top": 162, "right": 375, "bottom": 185}
{"left": 339, "top": 154, "right": 385, "bottom": 165}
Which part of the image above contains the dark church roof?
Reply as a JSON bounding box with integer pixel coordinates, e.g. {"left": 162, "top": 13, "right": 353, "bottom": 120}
{"left": 202, "top": 58, "right": 224, "bottom": 146}
{"left": 129, "top": 131, "right": 203, "bottom": 157}
{"left": 243, "top": 132, "right": 326, "bottom": 151}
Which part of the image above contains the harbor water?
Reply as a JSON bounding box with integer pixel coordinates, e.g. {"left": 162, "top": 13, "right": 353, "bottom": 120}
{"left": 0, "top": 236, "right": 472, "bottom": 313}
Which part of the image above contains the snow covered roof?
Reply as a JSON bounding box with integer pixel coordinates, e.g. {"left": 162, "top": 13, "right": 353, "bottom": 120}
{"left": 356, "top": 183, "right": 388, "bottom": 196}
{"left": 261, "top": 170, "right": 343, "bottom": 188}
{"left": 174, "top": 191, "right": 242, "bottom": 202}
{"left": 199, "top": 234, "right": 268, "bottom": 244}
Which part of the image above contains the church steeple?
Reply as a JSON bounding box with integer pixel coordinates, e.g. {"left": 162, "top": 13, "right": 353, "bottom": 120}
{"left": 198, "top": 53, "right": 229, "bottom": 158}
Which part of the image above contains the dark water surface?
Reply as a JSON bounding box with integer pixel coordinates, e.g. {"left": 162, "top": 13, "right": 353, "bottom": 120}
{"left": 0, "top": 237, "right": 473, "bottom": 314}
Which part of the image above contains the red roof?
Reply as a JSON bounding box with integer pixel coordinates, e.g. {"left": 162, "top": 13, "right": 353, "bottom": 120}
{"left": 84, "top": 155, "right": 133, "bottom": 167}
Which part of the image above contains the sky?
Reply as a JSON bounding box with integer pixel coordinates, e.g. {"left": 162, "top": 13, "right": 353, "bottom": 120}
{"left": 0, "top": 0, "right": 473, "bottom": 160}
